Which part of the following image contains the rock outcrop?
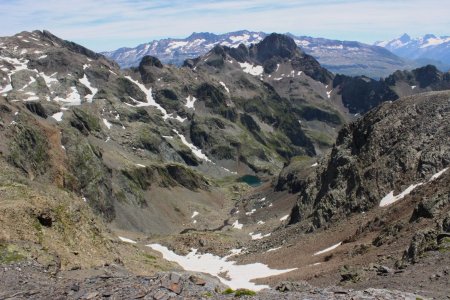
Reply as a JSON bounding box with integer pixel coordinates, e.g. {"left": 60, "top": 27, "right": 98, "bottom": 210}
{"left": 287, "top": 91, "right": 450, "bottom": 231}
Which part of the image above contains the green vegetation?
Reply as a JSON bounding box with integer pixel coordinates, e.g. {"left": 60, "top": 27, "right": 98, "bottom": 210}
{"left": 305, "top": 129, "right": 334, "bottom": 147}
{"left": 438, "top": 237, "right": 450, "bottom": 253}
{"left": 222, "top": 288, "right": 234, "bottom": 295}
{"left": 143, "top": 253, "right": 156, "bottom": 261}
{"left": 0, "top": 244, "right": 26, "bottom": 264}
{"left": 297, "top": 104, "right": 343, "bottom": 126}
{"left": 155, "top": 88, "right": 181, "bottom": 111}
{"left": 135, "top": 129, "right": 161, "bottom": 153}
{"left": 339, "top": 265, "right": 361, "bottom": 283}
{"left": 221, "top": 288, "right": 257, "bottom": 297}
{"left": 71, "top": 108, "right": 101, "bottom": 133}
{"left": 290, "top": 155, "right": 311, "bottom": 163}
{"left": 202, "top": 291, "right": 213, "bottom": 297}
{"left": 234, "top": 289, "right": 257, "bottom": 297}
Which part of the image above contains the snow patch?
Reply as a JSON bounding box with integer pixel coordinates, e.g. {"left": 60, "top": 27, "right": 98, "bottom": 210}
{"left": 40, "top": 72, "right": 58, "bottom": 87}
{"left": 221, "top": 167, "right": 238, "bottom": 175}
{"left": 79, "top": 74, "right": 98, "bottom": 102}
{"left": 0, "top": 83, "right": 12, "bottom": 94}
{"left": 226, "top": 248, "right": 243, "bottom": 257}
{"left": 51, "top": 112, "right": 63, "bottom": 122}
{"left": 421, "top": 36, "right": 449, "bottom": 48}
{"left": 148, "top": 244, "right": 296, "bottom": 291}
{"left": 124, "top": 76, "right": 182, "bottom": 122}
{"left": 313, "top": 242, "right": 342, "bottom": 256}
{"left": 54, "top": 86, "right": 81, "bottom": 105}
{"left": 379, "top": 183, "right": 423, "bottom": 207}
{"left": 185, "top": 95, "right": 196, "bottom": 109}
{"left": 279, "top": 215, "right": 289, "bottom": 222}
{"left": 249, "top": 232, "right": 271, "bottom": 240}
{"left": 229, "top": 34, "right": 250, "bottom": 44}
{"left": 266, "top": 247, "right": 282, "bottom": 253}
{"left": 245, "top": 209, "right": 256, "bottom": 216}
{"left": 103, "top": 118, "right": 112, "bottom": 129}
{"left": 238, "top": 62, "right": 264, "bottom": 76}
{"left": 124, "top": 76, "right": 158, "bottom": 107}
{"left": 219, "top": 81, "right": 230, "bottom": 93}
{"left": 231, "top": 220, "right": 243, "bottom": 230}
{"left": 119, "top": 236, "right": 137, "bottom": 244}
{"left": 173, "top": 129, "right": 212, "bottom": 162}
{"left": 24, "top": 92, "right": 39, "bottom": 101}
{"left": 429, "top": 167, "right": 448, "bottom": 181}
{"left": 19, "top": 76, "right": 36, "bottom": 91}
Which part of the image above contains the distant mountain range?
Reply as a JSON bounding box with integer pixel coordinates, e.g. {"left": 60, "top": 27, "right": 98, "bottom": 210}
{"left": 102, "top": 30, "right": 419, "bottom": 78}
{"left": 375, "top": 34, "right": 450, "bottom": 71}
{"left": 102, "top": 31, "right": 265, "bottom": 68}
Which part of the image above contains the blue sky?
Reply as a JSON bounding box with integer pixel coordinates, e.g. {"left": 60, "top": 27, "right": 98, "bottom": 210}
{"left": 0, "top": 0, "right": 449, "bottom": 51}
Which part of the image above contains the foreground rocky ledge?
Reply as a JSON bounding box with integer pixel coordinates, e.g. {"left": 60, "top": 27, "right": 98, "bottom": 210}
{"left": 0, "top": 260, "right": 425, "bottom": 300}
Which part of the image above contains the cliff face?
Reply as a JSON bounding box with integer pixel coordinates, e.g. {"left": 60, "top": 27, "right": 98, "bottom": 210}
{"left": 288, "top": 91, "right": 450, "bottom": 231}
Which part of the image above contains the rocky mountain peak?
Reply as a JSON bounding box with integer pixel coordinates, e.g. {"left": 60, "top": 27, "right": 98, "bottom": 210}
{"left": 252, "top": 33, "right": 303, "bottom": 62}
{"left": 211, "top": 44, "right": 226, "bottom": 55}
{"left": 187, "top": 32, "right": 218, "bottom": 40}
{"left": 423, "top": 33, "right": 437, "bottom": 40}
{"left": 138, "top": 55, "right": 164, "bottom": 84}
{"left": 40, "top": 30, "right": 103, "bottom": 61}
{"left": 412, "top": 64, "right": 442, "bottom": 87}
{"left": 139, "top": 55, "right": 163, "bottom": 69}
{"left": 399, "top": 33, "right": 411, "bottom": 42}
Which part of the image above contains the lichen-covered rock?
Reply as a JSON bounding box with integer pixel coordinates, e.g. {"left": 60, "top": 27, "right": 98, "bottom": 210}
{"left": 372, "top": 222, "right": 404, "bottom": 247}
{"left": 411, "top": 193, "right": 450, "bottom": 221}
{"left": 443, "top": 213, "right": 450, "bottom": 232}
{"left": 8, "top": 123, "right": 49, "bottom": 179}
{"left": 339, "top": 265, "right": 363, "bottom": 283}
{"left": 403, "top": 229, "right": 438, "bottom": 263}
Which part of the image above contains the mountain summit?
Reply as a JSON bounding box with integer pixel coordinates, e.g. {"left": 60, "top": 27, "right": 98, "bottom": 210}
{"left": 253, "top": 33, "right": 302, "bottom": 61}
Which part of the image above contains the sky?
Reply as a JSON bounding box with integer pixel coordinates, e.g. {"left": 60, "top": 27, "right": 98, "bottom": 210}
{"left": 0, "top": 0, "right": 449, "bottom": 52}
